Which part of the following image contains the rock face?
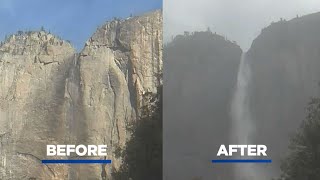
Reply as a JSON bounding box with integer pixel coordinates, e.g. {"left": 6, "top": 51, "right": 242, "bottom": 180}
{"left": 164, "top": 11, "right": 320, "bottom": 180}
{"left": 0, "top": 10, "right": 162, "bottom": 180}
{"left": 164, "top": 31, "right": 242, "bottom": 180}
{"left": 246, "top": 12, "right": 320, "bottom": 178}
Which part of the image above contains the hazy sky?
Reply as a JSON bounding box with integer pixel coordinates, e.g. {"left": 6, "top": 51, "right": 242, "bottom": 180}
{"left": 164, "top": 0, "right": 320, "bottom": 50}
{"left": 0, "top": 0, "right": 162, "bottom": 50}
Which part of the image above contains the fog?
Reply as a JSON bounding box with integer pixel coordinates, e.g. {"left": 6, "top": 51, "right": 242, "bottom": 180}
{"left": 163, "top": 1, "right": 320, "bottom": 179}
{"left": 164, "top": 0, "right": 320, "bottom": 50}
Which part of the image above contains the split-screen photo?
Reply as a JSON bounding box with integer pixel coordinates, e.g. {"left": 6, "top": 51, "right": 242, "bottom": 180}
{"left": 0, "top": 0, "right": 320, "bottom": 179}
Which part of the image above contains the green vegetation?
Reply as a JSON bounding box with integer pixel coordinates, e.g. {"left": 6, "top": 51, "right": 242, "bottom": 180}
{"left": 277, "top": 98, "right": 320, "bottom": 180}
{"left": 112, "top": 86, "right": 162, "bottom": 180}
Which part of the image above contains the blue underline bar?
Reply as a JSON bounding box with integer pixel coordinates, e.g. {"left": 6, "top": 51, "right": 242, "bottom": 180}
{"left": 212, "top": 159, "right": 272, "bottom": 163}
{"left": 42, "top": 159, "right": 112, "bottom": 164}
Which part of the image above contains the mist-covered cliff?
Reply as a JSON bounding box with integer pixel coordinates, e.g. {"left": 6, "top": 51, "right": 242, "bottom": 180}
{"left": 164, "top": 30, "right": 242, "bottom": 179}
{"left": 246, "top": 12, "right": 320, "bottom": 178}
{"left": 0, "top": 10, "right": 162, "bottom": 180}
{"left": 164, "top": 11, "right": 320, "bottom": 180}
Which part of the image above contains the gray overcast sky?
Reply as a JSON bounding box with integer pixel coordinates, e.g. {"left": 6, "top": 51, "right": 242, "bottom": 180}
{"left": 164, "top": 0, "right": 320, "bottom": 50}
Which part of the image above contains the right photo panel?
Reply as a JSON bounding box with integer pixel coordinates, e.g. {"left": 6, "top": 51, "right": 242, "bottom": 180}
{"left": 163, "top": 0, "right": 320, "bottom": 179}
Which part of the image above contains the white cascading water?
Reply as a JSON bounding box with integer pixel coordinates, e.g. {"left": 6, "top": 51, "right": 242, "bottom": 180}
{"left": 231, "top": 53, "right": 253, "bottom": 145}
{"left": 230, "top": 53, "right": 265, "bottom": 180}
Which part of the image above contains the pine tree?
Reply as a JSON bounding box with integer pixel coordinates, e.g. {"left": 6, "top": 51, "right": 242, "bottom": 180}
{"left": 112, "top": 85, "right": 163, "bottom": 180}
{"left": 277, "top": 98, "right": 320, "bottom": 180}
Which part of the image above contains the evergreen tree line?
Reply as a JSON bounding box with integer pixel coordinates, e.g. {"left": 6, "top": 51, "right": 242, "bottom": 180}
{"left": 112, "top": 86, "right": 162, "bottom": 180}
{"left": 276, "top": 97, "right": 320, "bottom": 180}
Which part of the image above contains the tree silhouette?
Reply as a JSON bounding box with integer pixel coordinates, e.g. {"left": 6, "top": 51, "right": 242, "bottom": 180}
{"left": 277, "top": 98, "right": 320, "bottom": 180}
{"left": 112, "top": 86, "right": 162, "bottom": 180}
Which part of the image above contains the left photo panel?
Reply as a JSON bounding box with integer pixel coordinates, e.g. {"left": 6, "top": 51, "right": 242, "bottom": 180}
{"left": 0, "top": 0, "right": 162, "bottom": 179}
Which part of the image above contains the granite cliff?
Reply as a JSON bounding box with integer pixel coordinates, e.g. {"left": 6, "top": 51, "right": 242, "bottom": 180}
{"left": 246, "top": 12, "right": 320, "bottom": 178}
{"left": 164, "top": 11, "right": 320, "bottom": 180}
{"left": 164, "top": 31, "right": 242, "bottom": 179}
{"left": 0, "top": 10, "right": 162, "bottom": 180}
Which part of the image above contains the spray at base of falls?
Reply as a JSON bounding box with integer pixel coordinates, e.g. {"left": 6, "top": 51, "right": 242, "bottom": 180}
{"left": 230, "top": 53, "right": 267, "bottom": 180}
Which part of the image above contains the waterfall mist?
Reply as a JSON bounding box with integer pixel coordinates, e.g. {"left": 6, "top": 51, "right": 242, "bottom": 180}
{"left": 231, "top": 53, "right": 253, "bottom": 145}
{"left": 230, "top": 53, "right": 267, "bottom": 180}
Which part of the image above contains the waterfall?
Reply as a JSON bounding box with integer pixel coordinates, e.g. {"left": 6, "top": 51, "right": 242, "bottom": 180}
{"left": 66, "top": 54, "right": 80, "bottom": 135}
{"left": 231, "top": 53, "right": 253, "bottom": 145}
{"left": 230, "top": 53, "right": 265, "bottom": 180}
